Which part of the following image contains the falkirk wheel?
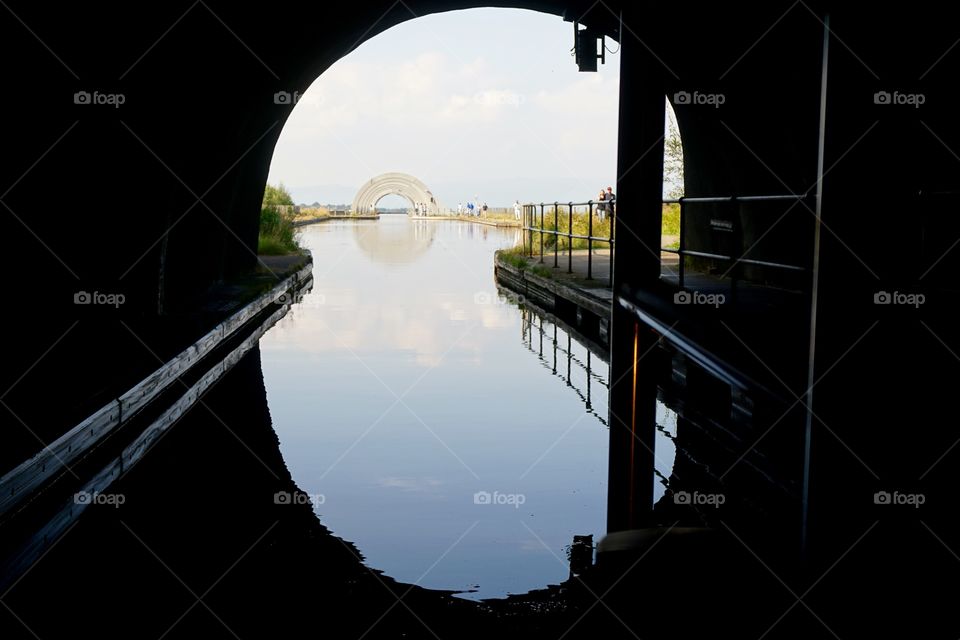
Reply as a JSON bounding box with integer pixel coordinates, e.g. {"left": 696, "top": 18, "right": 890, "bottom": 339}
{"left": 351, "top": 172, "right": 441, "bottom": 215}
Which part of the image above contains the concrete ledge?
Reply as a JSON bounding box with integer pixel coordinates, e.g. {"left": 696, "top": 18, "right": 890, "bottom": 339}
{"left": 0, "top": 259, "right": 313, "bottom": 519}
{"left": 422, "top": 216, "right": 522, "bottom": 228}
{"left": 494, "top": 253, "right": 611, "bottom": 319}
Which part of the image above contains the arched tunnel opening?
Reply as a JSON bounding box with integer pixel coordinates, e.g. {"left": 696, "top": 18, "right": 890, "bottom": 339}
{"left": 375, "top": 193, "right": 420, "bottom": 214}
{"left": 255, "top": 7, "right": 636, "bottom": 601}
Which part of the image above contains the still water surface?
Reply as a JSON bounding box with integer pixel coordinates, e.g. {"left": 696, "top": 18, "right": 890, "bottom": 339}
{"left": 259, "top": 215, "right": 609, "bottom": 599}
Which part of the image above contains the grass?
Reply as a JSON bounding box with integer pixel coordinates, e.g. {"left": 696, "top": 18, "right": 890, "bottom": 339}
{"left": 661, "top": 203, "right": 680, "bottom": 235}
{"left": 525, "top": 207, "right": 613, "bottom": 252}
{"left": 530, "top": 264, "right": 554, "bottom": 278}
{"left": 500, "top": 246, "right": 530, "bottom": 269}
{"left": 497, "top": 245, "right": 555, "bottom": 279}
{"left": 258, "top": 205, "right": 302, "bottom": 255}
{"left": 526, "top": 203, "right": 680, "bottom": 239}
{"left": 504, "top": 202, "right": 682, "bottom": 261}
{"left": 294, "top": 206, "right": 330, "bottom": 221}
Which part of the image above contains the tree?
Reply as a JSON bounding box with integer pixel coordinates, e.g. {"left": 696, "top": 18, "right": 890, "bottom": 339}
{"left": 663, "top": 109, "right": 684, "bottom": 199}
{"left": 263, "top": 182, "right": 295, "bottom": 206}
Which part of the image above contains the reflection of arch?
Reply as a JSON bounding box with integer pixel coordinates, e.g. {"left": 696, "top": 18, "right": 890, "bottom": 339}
{"left": 352, "top": 172, "right": 440, "bottom": 215}
{"left": 353, "top": 217, "right": 434, "bottom": 264}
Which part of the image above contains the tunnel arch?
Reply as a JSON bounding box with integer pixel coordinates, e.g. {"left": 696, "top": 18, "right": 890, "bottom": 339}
{"left": 351, "top": 173, "right": 441, "bottom": 215}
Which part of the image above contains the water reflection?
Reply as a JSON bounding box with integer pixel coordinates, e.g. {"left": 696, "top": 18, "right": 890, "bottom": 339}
{"left": 519, "top": 308, "right": 609, "bottom": 427}
{"left": 353, "top": 216, "right": 435, "bottom": 264}
{"left": 260, "top": 216, "right": 607, "bottom": 599}
{"left": 653, "top": 402, "right": 678, "bottom": 506}
{"left": 515, "top": 308, "right": 678, "bottom": 507}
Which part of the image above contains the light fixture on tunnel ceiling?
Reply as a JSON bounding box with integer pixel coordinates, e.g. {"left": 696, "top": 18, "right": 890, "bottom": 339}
{"left": 572, "top": 21, "right": 605, "bottom": 72}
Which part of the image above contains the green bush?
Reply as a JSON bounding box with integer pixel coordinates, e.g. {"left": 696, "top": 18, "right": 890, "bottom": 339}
{"left": 258, "top": 205, "right": 301, "bottom": 255}
{"left": 496, "top": 247, "right": 555, "bottom": 280}
{"left": 263, "top": 182, "right": 294, "bottom": 207}
{"left": 527, "top": 207, "right": 613, "bottom": 252}
{"left": 661, "top": 203, "right": 681, "bottom": 236}
{"left": 524, "top": 203, "right": 680, "bottom": 249}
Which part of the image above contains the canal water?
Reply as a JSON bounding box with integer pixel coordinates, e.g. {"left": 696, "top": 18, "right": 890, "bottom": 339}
{"left": 259, "top": 215, "right": 610, "bottom": 599}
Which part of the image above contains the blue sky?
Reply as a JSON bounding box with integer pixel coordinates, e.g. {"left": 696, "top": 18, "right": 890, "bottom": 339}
{"left": 267, "top": 8, "right": 624, "bottom": 207}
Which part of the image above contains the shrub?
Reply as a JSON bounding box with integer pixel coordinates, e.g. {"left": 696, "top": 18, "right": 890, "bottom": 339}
{"left": 258, "top": 205, "right": 301, "bottom": 255}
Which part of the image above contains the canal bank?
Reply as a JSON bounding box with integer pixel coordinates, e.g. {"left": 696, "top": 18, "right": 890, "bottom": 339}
{"left": 425, "top": 216, "right": 522, "bottom": 228}
{"left": 0, "top": 255, "right": 315, "bottom": 587}
{"left": 293, "top": 214, "right": 380, "bottom": 227}
{"left": 295, "top": 215, "right": 520, "bottom": 229}
{"left": 494, "top": 250, "right": 613, "bottom": 351}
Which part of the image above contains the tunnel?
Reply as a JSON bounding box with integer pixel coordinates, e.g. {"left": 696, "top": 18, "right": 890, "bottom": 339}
{"left": 4, "top": 1, "right": 960, "bottom": 636}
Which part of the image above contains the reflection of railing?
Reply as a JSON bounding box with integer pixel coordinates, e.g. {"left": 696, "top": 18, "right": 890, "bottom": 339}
{"left": 661, "top": 194, "right": 813, "bottom": 289}
{"left": 521, "top": 201, "right": 615, "bottom": 281}
{"left": 520, "top": 309, "right": 609, "bottom": 426}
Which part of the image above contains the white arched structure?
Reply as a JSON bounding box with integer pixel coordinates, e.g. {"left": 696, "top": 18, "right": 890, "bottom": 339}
{"left": 351, "top": 172, "right": 441, "bottom": 215}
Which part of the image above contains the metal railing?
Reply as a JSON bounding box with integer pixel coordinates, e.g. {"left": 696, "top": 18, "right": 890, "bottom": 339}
{"left": 521, "top": 194, "right": 813, "bottom": 289}
{"left": 661, "top": 194, "right": 813, "bottom": 289}
{"left": 521, "top": 201, "right": 615, "bottom": 281}
{"left": 521, "top": 309, "right": 609, "bottom": 426}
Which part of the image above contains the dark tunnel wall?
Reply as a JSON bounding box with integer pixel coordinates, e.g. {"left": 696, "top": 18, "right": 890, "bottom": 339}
{"left": 3, "top": 0, "right": 832, "bottom": 314}
{"left": 5, "top": 0, "right": 960, "bottom": 601}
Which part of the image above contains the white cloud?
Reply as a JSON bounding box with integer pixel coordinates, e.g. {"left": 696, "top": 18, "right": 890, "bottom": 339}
{"left": 267, "top": 8, "right": 622, "bottom": 206}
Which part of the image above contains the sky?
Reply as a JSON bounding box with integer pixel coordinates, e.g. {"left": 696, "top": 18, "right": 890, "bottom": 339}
{"left": 266, "top": 8, "right": 624, "bottom": 208}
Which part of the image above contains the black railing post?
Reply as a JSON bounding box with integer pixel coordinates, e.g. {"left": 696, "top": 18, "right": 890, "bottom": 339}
{"left": 554, "top": 204, "right": 560, "bottom": 268}
{"left": 539, "top": 203, "right": 545, "bottom": 263}
{"left": 678, "top": 198, "right": 685, "bottom": 289}
{"left": 587, "top": 202, "right": 594, "bottom": 280}
{"left": 569, "top": 203, "right": 575, "bottom": 273}
{"left": 729, "top": 196, "right": 738, "bottom": 303}
{"left": 609, "top": 201, "right": 615, "bottom": 283}
{"left": 522, "top": 205, "right": 527, "bottom": 256}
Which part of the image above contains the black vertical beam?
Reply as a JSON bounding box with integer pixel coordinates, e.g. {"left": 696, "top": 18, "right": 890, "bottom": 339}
{"left": 678, "top": 198, "right": 685, "bottom": 288}
{"left": 607, "top": 3, "right": 667, "bottom": 533}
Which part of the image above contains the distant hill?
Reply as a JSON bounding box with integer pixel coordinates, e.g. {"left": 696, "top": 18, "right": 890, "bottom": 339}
{"left": 298, "top": 202, "right": 348, "bottom": 209}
